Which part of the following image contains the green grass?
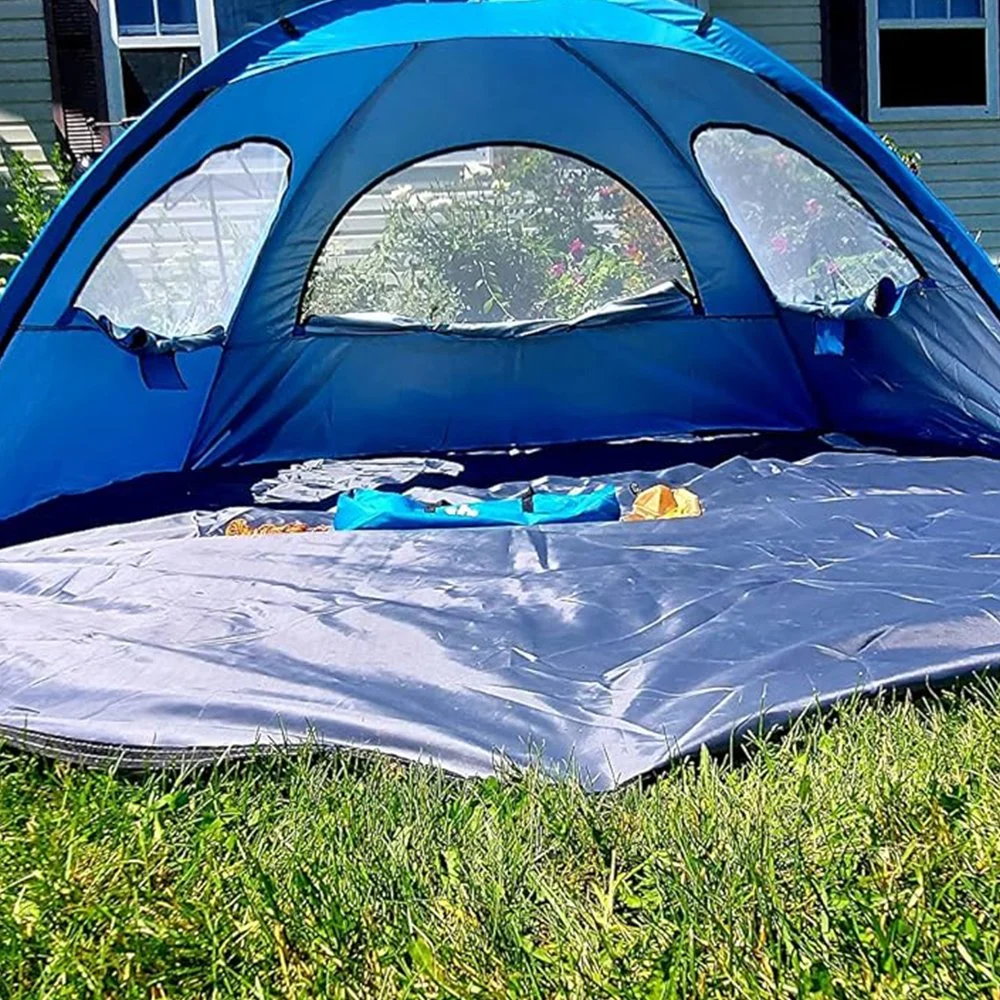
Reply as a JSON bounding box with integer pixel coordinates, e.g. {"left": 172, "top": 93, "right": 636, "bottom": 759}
{"left": 2, "top": 684, "right": 1000, "bottom": 998}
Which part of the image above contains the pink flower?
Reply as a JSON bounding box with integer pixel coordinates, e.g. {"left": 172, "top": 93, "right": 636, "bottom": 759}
{"left": 597, "top": 185, "right": 615, "bottom": 199}
{"left": 825, "top": 259, "right": 841, "bottom": 276}
{"left": 804, "top": 198, "right": 822, "bottom": 218}
{"left": 573, "top": 272, "right": 585, "bottom": 285}
{"left": 549, "top": 260, "right": 566, "bottom": 278}
{"left": 770, "top": 233, "right": 790, "bottom": 255}
{"left": 774, "top": 152, "right": 789, "bottom": 168}
{"left": 568, "top": 237, "right": 586, "bottom": 260}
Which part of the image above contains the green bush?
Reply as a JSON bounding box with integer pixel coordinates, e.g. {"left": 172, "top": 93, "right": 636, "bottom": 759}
{"left": 304, "top": 147, "right": 692, "bottom": 324}
{"left": 881, "top": 135, "right": 922, "bottom": 175}
{"left": 0, "top": 144, "right": 72, "bottom": 288}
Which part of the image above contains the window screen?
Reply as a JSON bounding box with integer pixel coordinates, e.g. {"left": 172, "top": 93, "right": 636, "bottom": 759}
{"left": 76, "top": 142, "right": 289, "bottom": 340}
{"left": 302, "top": 146, "right": 693, "bottom": 325}
{"left": 693, "top": 128, "right": 919, "bottom": 310}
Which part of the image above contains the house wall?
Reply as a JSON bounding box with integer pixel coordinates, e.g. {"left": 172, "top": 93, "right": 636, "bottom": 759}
{"left": 715, "top": 0, "right": 1000, "bottom": 257}
{"left": 885, "top": 121, "right": 1000, "bottom": 254}
{"left": 710, "top": 0, "right": 823, "bottom": 82}
{"left": 0, "top": 0, "right": 54, "bottom": 175}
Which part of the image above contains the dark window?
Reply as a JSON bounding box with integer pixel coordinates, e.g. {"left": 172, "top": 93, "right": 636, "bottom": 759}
{"left": 879, "top": 27, "right": 987, "bottom": 106}
{"left": 870, "top": 0, "right": 995, "bottom": 115}
{"left": 120, "top": 48, "right": 200, "bottom": 117}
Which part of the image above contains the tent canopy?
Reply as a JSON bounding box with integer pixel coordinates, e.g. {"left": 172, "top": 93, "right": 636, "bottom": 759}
{"left": 2, "top": 0, "right": 1000, "bottom": 520}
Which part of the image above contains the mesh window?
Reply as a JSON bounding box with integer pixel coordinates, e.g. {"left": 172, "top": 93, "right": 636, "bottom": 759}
{"left": 302, "top": 146, "right": 693, "bottom": 325}
{"left": 76, "top": 142, "right": 289, "bottom": 340}
{"left": 693, "top": 128, "right": 919, "bottom": 310}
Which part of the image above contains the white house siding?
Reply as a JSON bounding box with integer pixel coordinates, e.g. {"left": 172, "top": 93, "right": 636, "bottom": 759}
{"left": 0, "top": 0, "right": 53, "bottom": 183}
{"left": 715, "top": 0, "right": 1000, "bottom": 258}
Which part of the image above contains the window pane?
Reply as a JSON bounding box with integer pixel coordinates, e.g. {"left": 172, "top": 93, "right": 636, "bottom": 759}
{"left": 880, "top": 28, "right": 986, "bottom": 106}
{"left": 158, "top": 0, "right": 198, "bottom": 33}
{"left": 915, "top": 0, "right": 948, "bottom": 16}
{"left": 951, "top": 0, "right": 984, "bottom": 16}
{"left": 693, "top": 129, "right": 918, "bottom": 311}
{"left": 121, "top": 47, "right": 200, "bottom": 117}
{"left": 115, "top": 0, "right": 156, "bottom": 35}
{"left": 77, "top": 143, "right": 290, "bottom": 340}
{"left": 303, "top": 146, "right": 693, "bottom": 324}
{"left": 878, "top": 0, "right": 912, "bottom": 17}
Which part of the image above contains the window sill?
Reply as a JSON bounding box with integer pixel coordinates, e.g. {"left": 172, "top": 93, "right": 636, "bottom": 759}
{"left": 117, "top": 34, "right": 203, "bottom": 50}
{"left": 870, "top": 104, "right": 1000, "bottom": 122}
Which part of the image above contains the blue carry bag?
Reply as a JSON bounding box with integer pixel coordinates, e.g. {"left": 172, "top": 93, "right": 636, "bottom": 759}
{"left": 334, "top": 484, "right": 620, "bottom": 531}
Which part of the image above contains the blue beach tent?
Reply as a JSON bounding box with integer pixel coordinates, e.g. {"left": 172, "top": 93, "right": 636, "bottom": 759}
{"left": 3, "top": 0, "right": 1000, "bottom": 787}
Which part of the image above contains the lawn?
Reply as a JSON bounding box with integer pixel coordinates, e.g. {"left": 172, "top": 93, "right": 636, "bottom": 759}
{"left": 1, "top": 682, "right": 999, "bottom": 998}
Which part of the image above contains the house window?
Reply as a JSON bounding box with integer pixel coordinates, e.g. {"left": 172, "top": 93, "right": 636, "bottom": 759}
{"left": 101, "top": 0, "right": 218, "bottom": 125}
{"left": 867, "top": 0, "right": 999, "bottom": 120}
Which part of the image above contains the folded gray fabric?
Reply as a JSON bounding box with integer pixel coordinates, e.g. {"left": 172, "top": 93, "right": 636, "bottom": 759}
{"left": 250, "top": 456, "right": 465, "bottom": 505}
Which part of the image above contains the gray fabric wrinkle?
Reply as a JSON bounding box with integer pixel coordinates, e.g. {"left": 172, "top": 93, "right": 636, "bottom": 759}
{"left": 3, "top": 450, "right": 1000, "bottom": 788}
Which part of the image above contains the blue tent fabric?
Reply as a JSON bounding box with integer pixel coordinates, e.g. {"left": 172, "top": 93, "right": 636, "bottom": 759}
{"left": 3, "top": 0, "right": 1000, "bottom": 782}
{"left": 5, "top": 0, "right": 1000, "bottom": 511}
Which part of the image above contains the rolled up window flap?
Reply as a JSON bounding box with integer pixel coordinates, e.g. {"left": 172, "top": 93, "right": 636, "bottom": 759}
{"left": 57, "top": 307, "right": 224, "bottom": 390}
{"left": 95, "top": 314, "right": 226, "bottom": 356}
{"left": 58, "top": 306, "right": 225, "bottom": 355}
{"left": 299, "top": 282, "right": 695, "bottom": 341}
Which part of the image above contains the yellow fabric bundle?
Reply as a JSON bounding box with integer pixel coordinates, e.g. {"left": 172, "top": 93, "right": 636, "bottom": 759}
{"left": 622, "top": 484, "right": 702, "bottom": 522}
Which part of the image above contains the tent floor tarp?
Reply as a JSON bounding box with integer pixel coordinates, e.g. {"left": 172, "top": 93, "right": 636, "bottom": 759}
{"left": 2, "top": 450, "right": 998, "bottom": 789}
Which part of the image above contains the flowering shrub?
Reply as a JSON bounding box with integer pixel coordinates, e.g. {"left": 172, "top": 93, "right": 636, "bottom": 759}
{"left": 303, "top": 146, "right": 692, "bottom": 324}
{"left": 693, "top": 128, "right": 919, "bottom": 309}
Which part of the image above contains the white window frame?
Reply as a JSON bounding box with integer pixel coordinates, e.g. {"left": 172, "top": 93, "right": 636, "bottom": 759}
{"left": 867, "top": 0, "right": 999, "bottom": 121}
{"left": 99, "top": 0, "right": 218, "bottom": 131}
